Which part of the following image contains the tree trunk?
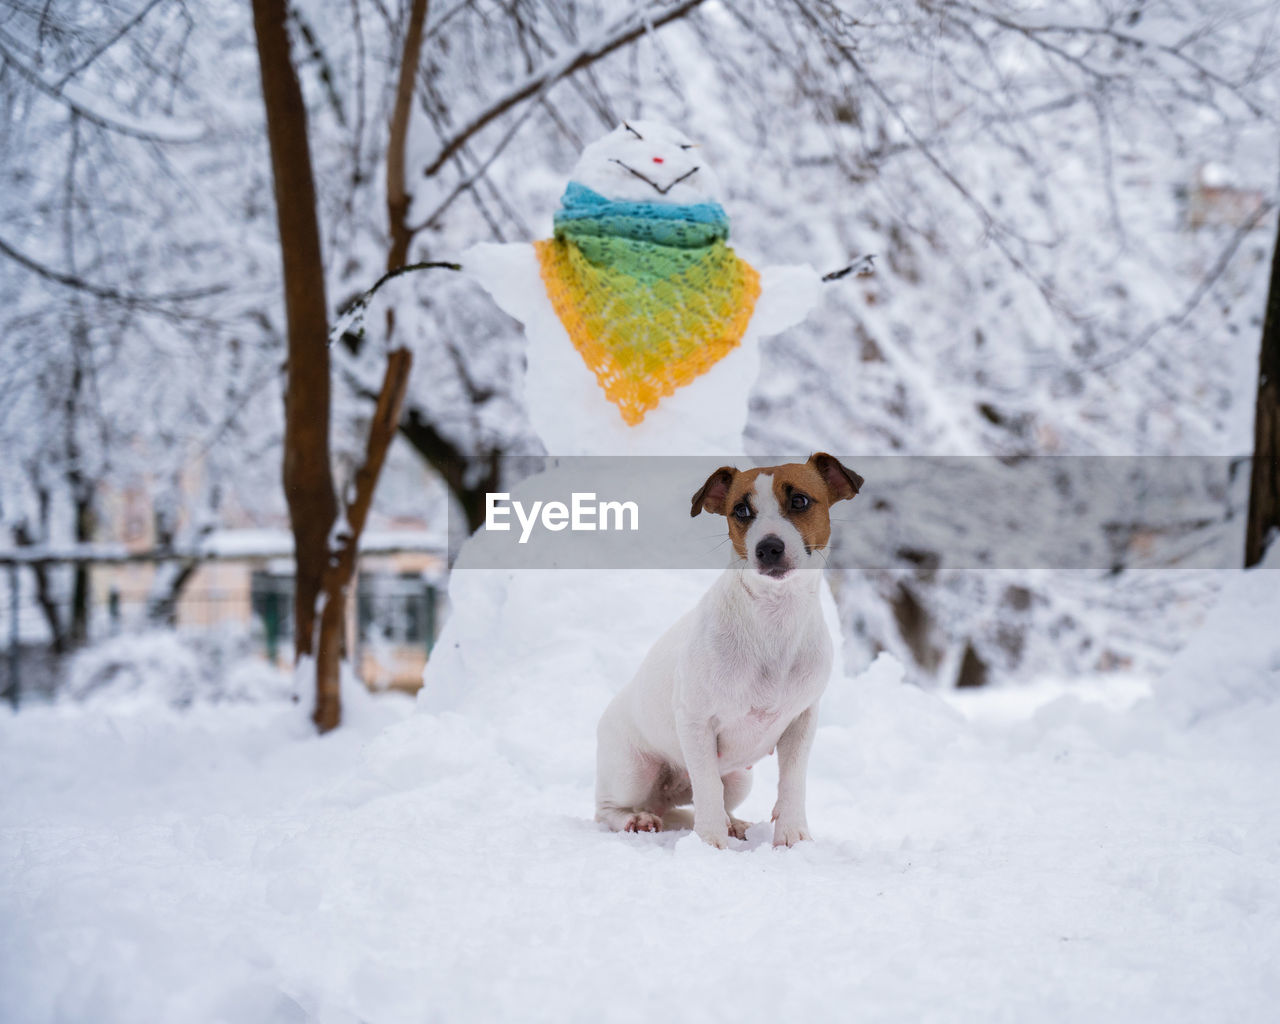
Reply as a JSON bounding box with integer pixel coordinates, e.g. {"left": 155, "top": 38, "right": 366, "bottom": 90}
{"left": 68, "top": 488, "right": 93, "bottom": 647}
{"left": 380, "top": 0, "right": 506, "bottom": 533}
{"left": 251, "top": 0, "right": 339, "bottom": 725}
{"left": 386, "top": 0, "right": 430, "bottom": 274}
{"left": 316, "top": 349, "right": 413, "bottom": 731}
{"left": 1245, "top": 207, "right": 1280, "bottom": 568}
{"left": 12, "top": 523, "right": 66, "bottom": 654}
{"left": 65, "top": 322, "right": 93, "bottom": 649}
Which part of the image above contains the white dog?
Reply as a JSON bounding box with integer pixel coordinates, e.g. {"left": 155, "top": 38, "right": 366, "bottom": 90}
{"left": 595, "top": 453, "right": 863, "bottom": 848}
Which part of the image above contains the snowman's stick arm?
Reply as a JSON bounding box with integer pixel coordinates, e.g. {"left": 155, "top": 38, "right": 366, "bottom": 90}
{"left": 332, "top": 248, "right": 876, "bottom": 348}
{"left": 361, "top": 259, "right": 463, "bottom": 296}
{"left": 822, "top": 254, "right": 876, "bottom": 282}
{"left": 330, "top": 260, "right": 462, "bottom": 347}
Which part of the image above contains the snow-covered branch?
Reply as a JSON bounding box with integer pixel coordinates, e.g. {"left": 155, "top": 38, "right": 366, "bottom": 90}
{"left": 788, "top": 0, "right": 1069, "bottom": 312}
{"left": 822, "top": 254, "right": 877, "bottom": 282}
{"left": 420, "top": 0, "right": 706, "bottom": 178}
{"left": 0, "top": 40, "right": 207, "bottom": 144}
{"left": 0, "top": 234, "right": 228, "bottom": 310}
{"left": 50, "top": 0, "right": 169, "bottom": 90}
{"left": 1090, "top": 196, "right": 1279, "bottom": 370}
{"left": 331, "top": 260, "right": 462, "bottom": 347}
{"left": 954, "top": 3, "right": 1271, "bottom": 120}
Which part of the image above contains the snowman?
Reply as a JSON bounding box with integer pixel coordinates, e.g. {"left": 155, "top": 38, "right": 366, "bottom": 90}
{"left": 419, "top": 122, "right": 851, "bottom": 803}
{"left": 463, "top": 120, "right": 824, "bottom": 455}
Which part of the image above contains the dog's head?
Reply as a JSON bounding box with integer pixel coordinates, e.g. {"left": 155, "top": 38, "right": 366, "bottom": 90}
{"left": 690, "top": 454, "right": 863, "bottom": 580}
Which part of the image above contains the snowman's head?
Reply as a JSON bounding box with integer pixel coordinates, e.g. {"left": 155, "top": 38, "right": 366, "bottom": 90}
{"left": 569, "top": 121, "right": 723, "bottom": 205}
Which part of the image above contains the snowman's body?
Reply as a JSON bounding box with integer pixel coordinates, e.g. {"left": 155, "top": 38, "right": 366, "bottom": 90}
{"left": 421, "top": 123, "right": 845, "bottom": 804}
{"left": 467, "top": 241, "right": 819, "bottom": 453}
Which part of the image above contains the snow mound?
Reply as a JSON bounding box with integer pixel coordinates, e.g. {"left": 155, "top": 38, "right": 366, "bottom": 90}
{"left": 1157, "top": 544, "right": 1280, "bottom": 723}
{"left": 419, "top": 567, "right": 718, "bottom": 786}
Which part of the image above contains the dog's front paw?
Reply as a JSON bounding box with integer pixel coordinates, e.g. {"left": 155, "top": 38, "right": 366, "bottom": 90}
{"left": 772, "top": 820, "right": 812, "bottom": 848}
{"left": 623, "top": 811, "right": 663, "bottom": 833}
{"left": 726, "top": 815, "right": 752, "bottom": 841}
{"left": 694, "top": 824, "right": 730, "bottom": 849}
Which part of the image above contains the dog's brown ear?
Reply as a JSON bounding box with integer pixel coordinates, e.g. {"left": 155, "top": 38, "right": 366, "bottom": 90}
{"left": 690, "top": 466, "right": 737, "bottom": 517}
{"left": 809, "top": 453, "right": 863, "bottom": 503}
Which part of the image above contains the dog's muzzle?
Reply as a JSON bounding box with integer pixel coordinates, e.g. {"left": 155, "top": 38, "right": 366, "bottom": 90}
{"left": 755, "top": 534, "right": 791, "bottom": 577}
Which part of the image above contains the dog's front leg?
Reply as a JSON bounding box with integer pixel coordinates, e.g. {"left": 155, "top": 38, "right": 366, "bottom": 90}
{"left": 772, "top": 705, "right": 818, "bottom": 847}
{"left": 675, "top": 714, "right": 729, "bottom": 849}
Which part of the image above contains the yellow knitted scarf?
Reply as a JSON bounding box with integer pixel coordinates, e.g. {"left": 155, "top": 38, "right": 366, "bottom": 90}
{"left": 534, "top": 183, "right": 760, "bottom": 425}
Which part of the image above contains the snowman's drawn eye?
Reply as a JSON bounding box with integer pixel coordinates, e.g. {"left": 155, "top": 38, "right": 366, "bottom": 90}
{"left": 623, "top": 122, "right": 643, "bottom": 140}
{"left": 678, "top": 143, "right": 695, "bottom": 150}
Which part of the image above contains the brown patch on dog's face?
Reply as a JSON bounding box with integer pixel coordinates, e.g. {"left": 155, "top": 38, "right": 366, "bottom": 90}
{"left": 719, "top": 468, "right": 765, "bottom": 560}
{"left": 769, "top": 463, "right": 836, "bottom": 554}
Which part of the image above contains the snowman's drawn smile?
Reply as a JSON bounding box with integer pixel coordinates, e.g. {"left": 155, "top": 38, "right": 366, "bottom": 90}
{"left": 608, "top": 159, "right": 700, "bottom": 196}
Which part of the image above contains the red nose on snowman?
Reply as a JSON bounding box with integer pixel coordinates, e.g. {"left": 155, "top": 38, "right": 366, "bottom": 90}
{"left": 653, "top": 157, "right": 664, "bottom": 163}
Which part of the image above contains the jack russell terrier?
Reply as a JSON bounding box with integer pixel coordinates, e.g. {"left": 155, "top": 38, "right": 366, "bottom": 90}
{"left": 595, "top": 453, "right": 863, "bottom": 848}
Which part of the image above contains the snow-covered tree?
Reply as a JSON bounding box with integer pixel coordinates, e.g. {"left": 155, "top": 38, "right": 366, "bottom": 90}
{"left": 0, "top": 0, "right": 286, "bottom": 646}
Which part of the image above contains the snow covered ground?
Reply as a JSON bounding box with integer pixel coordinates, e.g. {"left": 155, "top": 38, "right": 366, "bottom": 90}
{"left": 3, "top": 558, "right": 1279, "bottom": 1023}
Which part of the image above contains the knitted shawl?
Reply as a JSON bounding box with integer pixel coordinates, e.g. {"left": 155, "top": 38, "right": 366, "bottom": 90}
{"left": 533, "top": 182, "right": 760, "bottom": 426}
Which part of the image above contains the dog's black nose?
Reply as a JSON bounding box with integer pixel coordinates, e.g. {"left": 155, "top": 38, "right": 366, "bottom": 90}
{"left": 755, "top": 535, "right": 785, "bottom": 566}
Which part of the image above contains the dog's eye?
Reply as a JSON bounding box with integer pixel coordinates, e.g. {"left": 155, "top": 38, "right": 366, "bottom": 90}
{"left": 733, "top": 501, "right": 753, "bottom": 521}
{"left": 790, "top": 493, "right": 811, "bottom": 512}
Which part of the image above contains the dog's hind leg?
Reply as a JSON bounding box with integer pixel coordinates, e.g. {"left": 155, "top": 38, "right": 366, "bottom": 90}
{"left": 722, "top": 768, "right": 754, "bottom": 840}
{"left": 595, "top": 708, "right": 665, "bottom": 833}
{"left": 595, "top": 752, "right": 664, "bottom": 833}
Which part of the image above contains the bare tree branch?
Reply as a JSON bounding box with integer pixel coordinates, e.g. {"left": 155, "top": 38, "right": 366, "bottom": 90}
{"left": 822, "top": 254, "right": 877, "bottom": 281}
{"left": 52, "top": 0, "right": 167, "bottom": 89}
{"left": 956, "top": 5, "right": 1271, "bottom": 119}
{"left": 0, "top": 37, "right": 206, "bottom": 143}
{"left": 420, "top": 0, "right": 706, "bottom": 178}
{"left": 788, "top": 0, "right": 1070, "bottom": 312}
{"left": 409, "top": 94, "right": 543, "bottom": 233}
{"left": 0, "top": 233, "right": 228, "bottom": 308}
{"left": 331, "top": 260, "right": 462, "bottom": 348}
{"left": 1090, "top": 197, "right": 1278, "bottom": 371}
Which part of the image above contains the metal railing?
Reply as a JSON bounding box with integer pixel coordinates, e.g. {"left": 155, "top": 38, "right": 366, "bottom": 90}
{"left": 2, "top": 540, "right": 447, "bottom": 707}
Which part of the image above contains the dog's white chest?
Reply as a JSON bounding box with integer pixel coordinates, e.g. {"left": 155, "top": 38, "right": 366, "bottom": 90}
{"left": 690, "top": 587, "right": 832, "bottom": 770}
{"left": 716, "top": 709, "right": 790, "bottom": 768}
{"left": 713, "top": 666, "right": 824, "bottom": 769}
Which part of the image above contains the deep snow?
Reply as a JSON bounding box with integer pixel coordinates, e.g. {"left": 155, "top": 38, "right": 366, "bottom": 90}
{"left": 3, "top": 555, "right": 1279, "bottom": 1023}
